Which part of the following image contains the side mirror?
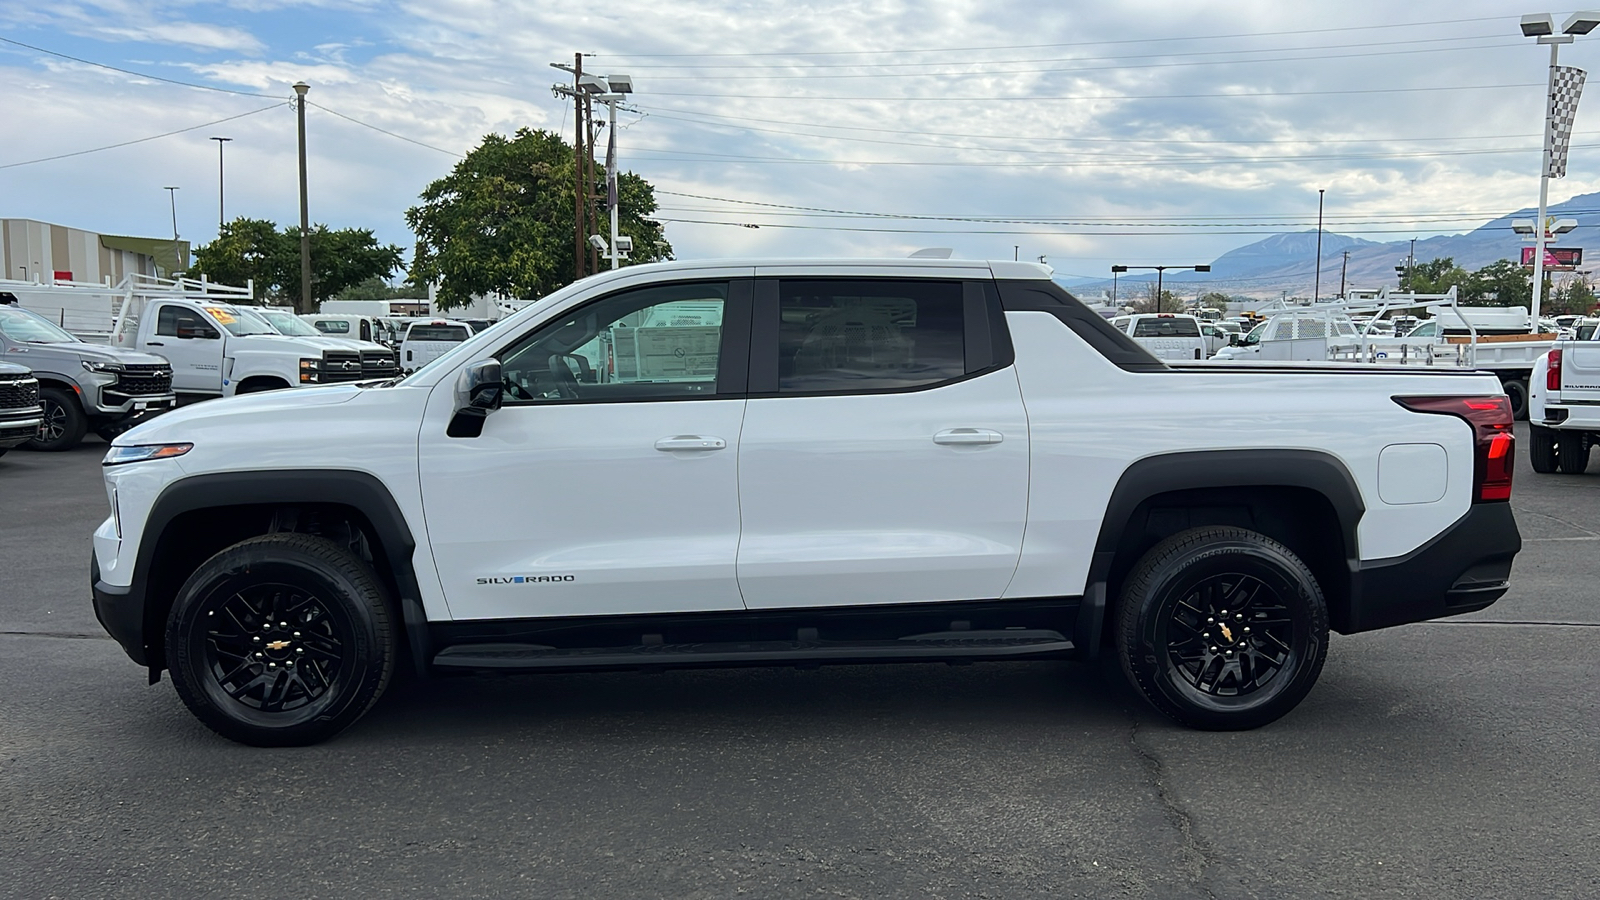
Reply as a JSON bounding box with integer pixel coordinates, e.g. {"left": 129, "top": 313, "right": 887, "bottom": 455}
{"left": 447, "top": 360, "right": 503, "bottom": 438}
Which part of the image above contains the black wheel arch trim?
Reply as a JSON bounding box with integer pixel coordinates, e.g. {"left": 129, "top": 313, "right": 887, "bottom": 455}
{"left": 98, "top": 469, "right": 430, "bottom": 677}
{"left": 1077, "top": 449, "right": 1366, "bottom": 651}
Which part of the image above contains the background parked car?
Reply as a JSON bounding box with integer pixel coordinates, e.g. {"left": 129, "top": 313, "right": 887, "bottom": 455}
{"left": 0, "top": 361, "right": 44, "bottom": 458}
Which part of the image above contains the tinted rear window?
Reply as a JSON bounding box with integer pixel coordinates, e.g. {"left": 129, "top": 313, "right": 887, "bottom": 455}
{"left": 1132, "top": 318, "right": 1200, "bottom": 337}
{"left": 408, "top": 325, "right": 470, "bottom": 341}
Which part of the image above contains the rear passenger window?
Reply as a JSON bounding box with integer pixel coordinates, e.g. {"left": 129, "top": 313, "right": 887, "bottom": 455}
{"left": 777, "top": 280, "right": 964, "bottom": 393}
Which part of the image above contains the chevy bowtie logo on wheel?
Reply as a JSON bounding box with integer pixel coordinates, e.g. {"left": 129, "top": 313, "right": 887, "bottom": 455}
{"left": 476, "top": 575, "right": 577, "bottom": 585}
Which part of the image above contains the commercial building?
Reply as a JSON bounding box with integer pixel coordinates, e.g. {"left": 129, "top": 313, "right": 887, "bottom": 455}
{"left": 1, "top": 218, "right": 189, "bottom": 285}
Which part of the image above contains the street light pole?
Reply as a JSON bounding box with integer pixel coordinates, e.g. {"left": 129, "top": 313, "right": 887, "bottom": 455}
{"left": 1112, "top": 264, "right": 1211, "bottom": 313}
{"left": 210, "top": 136, "right": 232, "bottom": 232}
{"left": 163, "top": 186, "right": 179, "bottom": 240}
{"left": 1520, "top": 11, "right": 1600, "bottom": 329}
{"left": 293, "top": 82, "right": 312, "bottom": 313}
{"left": 1314, "top": 188, "right": 1325, "bottom": 303}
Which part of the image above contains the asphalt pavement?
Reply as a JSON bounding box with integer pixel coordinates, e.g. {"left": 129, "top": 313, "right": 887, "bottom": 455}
{"left": 1, "top": 428, "right": 1596, "bottom": 899}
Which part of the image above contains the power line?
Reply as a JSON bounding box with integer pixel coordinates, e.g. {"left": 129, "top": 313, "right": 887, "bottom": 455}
{"left": 639, "top": 105, "right": 1578, "bottom": 146}
{"left": 652, "top": 217, "right": 1537, "bottom": 237}
{"left": 0, "top": 36, "right": 285, "bottom": 99}
{"left": 644, "top": 82, "right": 1543, "bottom": 102}
{"left": 306, "top": 102, "right": 467, "bottom": 157}
{"left": 654, "top": 205, "right": 1560, "bottom": 227}
{"left": 636, "top": 38, "right": 1521, "bottom": 79}
{"left": 594, "top": 15, "right": 1512, "bottom": 58}
{"left": 0, "top": 103, "right": 286, "bottom": 170}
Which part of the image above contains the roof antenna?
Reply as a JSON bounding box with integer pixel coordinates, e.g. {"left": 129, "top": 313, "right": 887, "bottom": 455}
{"left": 908, "top": 248, "right": 954, "bottom": 259}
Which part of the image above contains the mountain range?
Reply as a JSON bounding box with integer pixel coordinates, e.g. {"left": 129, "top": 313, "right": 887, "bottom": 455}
{"left": 1064, "top": 190, "right": 1600, "bottom": 304}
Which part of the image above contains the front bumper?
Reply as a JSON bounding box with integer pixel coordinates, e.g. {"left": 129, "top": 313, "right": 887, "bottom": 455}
{"left": 92, "top": 555, "right": 148, "bottom": 667}
{"left": 0, "top": 409, "right": 43, "bottom": 448}
{"left": 1340, "top": 502, "right": 1521, "bottom": 633}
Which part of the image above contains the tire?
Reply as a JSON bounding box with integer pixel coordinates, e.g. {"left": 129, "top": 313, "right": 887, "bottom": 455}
{"left": 1557, "top": 431, "right": 1590, "bottom": 475}
{"left": 165, "top": 533, "right": 396, "bottom": 746}
{"left": 1529, "top": 425, "right": 1559, "bottom": 474}
{"left": 1503, "top": 379, "right": 1530, "bottom": 421}
{"left": 1115, "top": 526, "right": 1329, "bottom": 731}
{"left": 23, "top": 387, "right": 87, "bottom": 451}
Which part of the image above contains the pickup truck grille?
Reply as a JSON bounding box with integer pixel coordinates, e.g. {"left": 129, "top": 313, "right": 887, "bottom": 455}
{"left": 0, "top": 375, "right": 41, "bottom": 412}
{"left": 111, "top": 363, "right": 174, "bottom": 396}
{"left": 320, "top": 351, "right": 366, "bottom": 383}
{"left": 361, "top": 349, "right": 399, "bottom": 379}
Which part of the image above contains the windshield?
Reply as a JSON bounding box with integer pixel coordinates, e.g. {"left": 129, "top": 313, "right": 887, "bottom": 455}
{"left": 1580, "top": 324, "right": 1597, "bottom": 341}
{"left": 0, "top": 306, "right": 76, "bottom": 343}
{"left": 207, "top": 305, "right": 280, "bottom": 337}
{"left": 1406, "top": 321, "right": 1438, "bottom": 338}
{"left": 258, "top": 310, "right": 323, "bottom": 337}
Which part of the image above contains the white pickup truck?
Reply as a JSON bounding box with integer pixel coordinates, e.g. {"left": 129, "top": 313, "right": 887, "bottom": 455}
{"left": 400, "top": 319, "right": 475, "bottom": 374}
{"left": 1110, "top": 313, "right": 1209, "bottom": 360}
{"left": 90, "top": 258, "right": 1522, "bottom": 746}
{"left": 111, "top": 297, "right": 398, "bottom": 398}
{"left": 1528, "top": 326, "right": 1600, "bottom": 474}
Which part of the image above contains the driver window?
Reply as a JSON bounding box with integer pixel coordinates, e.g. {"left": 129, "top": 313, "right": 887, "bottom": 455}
{"left": 497, "top": 281, "right": 729, "bottom": 404}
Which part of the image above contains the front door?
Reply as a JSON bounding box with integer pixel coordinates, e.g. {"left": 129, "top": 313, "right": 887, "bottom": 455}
{"left": 149, "top": 303, "right": 223, "bottom": 393}
{"left": 418, "top": 279, "right": 752, "bottom": 621}
{"left": 735, "top": 277, "right": 1031, "bottom": 609}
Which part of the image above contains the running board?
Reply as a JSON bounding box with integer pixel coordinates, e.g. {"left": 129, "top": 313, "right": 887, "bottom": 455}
{"left": 432, "top": 629, "right": 1074, "bottom": 671}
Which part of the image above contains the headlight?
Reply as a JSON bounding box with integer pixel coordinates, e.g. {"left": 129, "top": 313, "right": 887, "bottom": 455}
{"left": 299, "top": 358, "right": 320, "bottom": 383}
{"left": 103, "top": 443, "right": 193, "bottom": 466}
{"left": 82, "top": 360, "right": 124, "bottom": 374}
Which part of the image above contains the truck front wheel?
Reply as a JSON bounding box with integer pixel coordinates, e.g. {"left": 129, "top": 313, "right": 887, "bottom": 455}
{"left": 1502, "top": 379, "right": 1530, "bottom": 421}
{"left": 1115, "top": 527, "right": 1328, "bottom": 731}
{"left": 165, "top": 533, "right": 396, "bottom": 746}
{"left": 23, "top": 387, "right": 88, "bottom": 451}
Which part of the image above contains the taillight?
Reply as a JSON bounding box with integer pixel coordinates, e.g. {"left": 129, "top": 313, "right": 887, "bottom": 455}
{"left": 1548, "top": 348, "right": 1563, "bottom": 393}
{"left": 1394, "top": 395, "right": 1514, "bottom": 502}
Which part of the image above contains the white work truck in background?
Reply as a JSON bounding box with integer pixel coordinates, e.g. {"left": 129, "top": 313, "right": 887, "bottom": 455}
{"left": 400, "top": 319, "right": 475, "bottom": 373}
{"left": 112, "top": 296, "right": 397, "bottom": 398}
{"left": 1529, "top": 324, "right": 1600, "bottom": 474}
{"left": 1110, "top": 313, "right": 1209, "bottom": 360}
{"left": 92, "top": 258, "right": 1522, "bottom": 747}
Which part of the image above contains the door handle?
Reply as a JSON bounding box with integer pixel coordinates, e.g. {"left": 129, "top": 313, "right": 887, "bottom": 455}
{"left": 933, "top": 428, "right": 1003, "bottom": 445}
{"left": 147, "top": 341, "right": 165, "bottom": 346}
{"left": 655, "top": 435, "right": 727, "bottom": 452}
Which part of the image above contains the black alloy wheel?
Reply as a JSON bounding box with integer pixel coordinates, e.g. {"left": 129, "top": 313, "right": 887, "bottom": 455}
{"left": 1116, "top": 527, "right": 1328, "bottom": 730}
{"left": 166, "top": 533, "right": 395, "bottom": 746}
{"left": 23, "top": 387, "right": 87, "bottom": 451}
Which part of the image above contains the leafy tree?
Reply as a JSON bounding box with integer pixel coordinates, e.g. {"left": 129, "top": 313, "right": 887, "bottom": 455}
{"left": 1197, "top": 291, "right": 1231, "bottom": 314}
{"left": 406, "top": 128, "right": 672, "bottom": 310}
{"left": 1549, "top": 274, "right": 1597, "bottom": 316}
{"left": 1129, "top": 282, "right": 1179, "bottom": 314}
{"left": 1399, "top": 257, "right": 1473, "bottom": 295}
{"left": 334, "top": 275, "right": 426, "bottom": 302}
{"left": 191, "top": 218, "right": 403, "bottom": 312}
{"left": 1462, "top": 259, "right": 1532, "bottom": 307}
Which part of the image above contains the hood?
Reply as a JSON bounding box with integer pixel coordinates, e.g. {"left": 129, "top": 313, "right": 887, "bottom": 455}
{"left": 3, "top": 341, "right": 168, "bottom": 368}
{"left": 116, "top": 382, "right": 363, "bottom": 445}
{"left": 226, "top": 334, "right": 347, "bottom": 355}
{"left": 0, "top": 361, "right": 30, "bottom": 376}
{"left": 305, "top": 336, "right": 393, "bottom": 353}
{"left": 234, "top": 334, "right": 388, "bottom": 354}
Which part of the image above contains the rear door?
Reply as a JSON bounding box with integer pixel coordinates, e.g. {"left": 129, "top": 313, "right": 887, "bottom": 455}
{"left": 734, "top": 274, "right": 1029, "bottom": 609}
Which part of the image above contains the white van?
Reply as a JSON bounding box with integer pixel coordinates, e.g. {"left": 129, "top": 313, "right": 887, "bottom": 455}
{"left": 401, "top": 319, "right": 474, "bottom": 374}
{"left": 1111, "top": 314, "right": 1209, "bottom": 361}
{"left": 304, "top": 313, "right": 384, "bottom": 345}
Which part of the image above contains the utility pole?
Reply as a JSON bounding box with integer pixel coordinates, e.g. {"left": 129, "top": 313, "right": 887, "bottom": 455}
{"left": 294, "top": 82, "right": 312, "bottom": 313}
{"left": 163, "top": 186, "right": 180, "bottom": 240}
{"left": 1340, "top": 250, "right": 1350, "bottom": 298}
{"left": 210, "top": 136, "right": 232, "bottom": 233}
{"left": 1313, "top": 188, "right": 1325, "bottom": 302}
{"left": 573, "top": 54, "right": 587, "bottom": 280}
{"left": 584, "top": 89, "right": 599, "bottom": 274}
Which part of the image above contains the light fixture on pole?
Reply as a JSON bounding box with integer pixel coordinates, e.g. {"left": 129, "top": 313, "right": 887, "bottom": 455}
{"left": 1111, "top": 264, "right": 1212, "bottom": 313}
{"left": 1111, "top": 265, "right": 1122, "bottom": 305}
{"left": 1313, "top": 189, "right": 1325, "bottom": 303}
{"left": 210, "top": 137, "right": 232, "bottom": 232}
{"left": 163, "top": 186, "right": 180, "bottom": 240}
{"left": 1519, "top": 10, "right": 1599, "bottom": 331}
{"left": 597, "top": 74, "right": 633, "bottom": 269}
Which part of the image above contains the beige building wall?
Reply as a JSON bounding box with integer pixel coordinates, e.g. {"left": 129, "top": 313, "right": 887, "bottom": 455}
{"left": 1, "top": 218, "right": 175, "bottom": 283}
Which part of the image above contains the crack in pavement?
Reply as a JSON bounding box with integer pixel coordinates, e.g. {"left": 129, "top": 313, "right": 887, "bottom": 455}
{"left": 1514, "top": 508, "right": 1600, "bottom": 538}
{"left": 1127, "top": 717, "right": 1218, "bottom": 900}
{"left": 0, "top": 630, "right": 111, "bottom": 640}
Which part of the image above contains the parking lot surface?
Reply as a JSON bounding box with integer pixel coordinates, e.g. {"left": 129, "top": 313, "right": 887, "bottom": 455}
{"left": 2, "top": 427, "right": 1597, "bottom": 899}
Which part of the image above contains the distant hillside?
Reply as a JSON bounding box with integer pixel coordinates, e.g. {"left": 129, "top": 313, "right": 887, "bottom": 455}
{"left": 1066, "top": 191, "right": 1600, "bottom": 302}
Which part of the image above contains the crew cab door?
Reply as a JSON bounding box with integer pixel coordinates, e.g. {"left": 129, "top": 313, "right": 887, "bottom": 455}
{"left": 735, "top": 275, "right": 1029, "bottom": 609}
{"left": 417, "top": 278, "right": 753, "bottom": 620}
{"left": 147, "top": 303, "right": 223, "bottom": 393}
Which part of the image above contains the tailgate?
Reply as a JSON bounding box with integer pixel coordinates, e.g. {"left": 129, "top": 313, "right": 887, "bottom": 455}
{"left": 1562, "top": 341, "right": 1600, "bottom": 401}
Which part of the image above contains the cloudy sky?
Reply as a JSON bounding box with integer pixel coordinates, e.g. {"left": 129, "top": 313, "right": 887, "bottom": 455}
{"left": 1, "top": 0, "right": 1595, "bottom": 284}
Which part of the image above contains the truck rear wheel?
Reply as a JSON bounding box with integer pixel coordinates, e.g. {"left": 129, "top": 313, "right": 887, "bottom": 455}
{"left": 1529, "top": 425, "right": 1558, "bottom": 473}
{"left": 1115, "top": 527, "right": 1328, "bottom": 731}
{"left": 1557, "top": 432, "right": 1591, "bottom": 475}
{"left": 23, "top": 387, "right": 87, "bottom": 451}
{"left": 165, "top": 533, "right": 396, "bottom": 746}
{"left": 1502, "top": 379, "right": 1529, "bottom": 421}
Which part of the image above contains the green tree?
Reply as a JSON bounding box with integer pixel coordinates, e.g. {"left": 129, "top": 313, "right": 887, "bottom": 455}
{"left": 334, "top": 275, "right": 426, "bottom": 302}
{"left": 1462, "top": 259, "right": 1536, "bottom": 308}
{"left": 1399, "top": 257, "right": 1473, "bottom": 295}
{"left": 1129, "top": 282, "right": 1179, "bottom": 314}
{"left": 1549, "top": 274, "right": 1597, "bottom": 316}
{"left": 405, "top": 128, "right": 671, "bottom": 310}
{"left": 192, "top": 217, "right": 403, "bottom": 311}
{"left": 1197, "top": 291, "right": 1230, "bottom": 314}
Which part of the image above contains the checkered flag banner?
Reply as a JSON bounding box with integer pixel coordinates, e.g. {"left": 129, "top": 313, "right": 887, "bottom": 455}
{"left": 1548, "top": 65, "right": 1587, "bottom": 178}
